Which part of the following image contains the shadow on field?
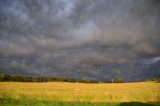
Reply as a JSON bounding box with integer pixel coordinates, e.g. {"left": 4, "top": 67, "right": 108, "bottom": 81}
{"left": 117, "top": 102, "right": 157, "bottom": 106}
{"left": 0, "top": 98, "right": 159, "bottom": 106}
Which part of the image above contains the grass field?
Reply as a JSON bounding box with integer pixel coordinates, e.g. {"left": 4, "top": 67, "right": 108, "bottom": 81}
{"left": 0, "top": 82, "right": 160, "bottom": 106}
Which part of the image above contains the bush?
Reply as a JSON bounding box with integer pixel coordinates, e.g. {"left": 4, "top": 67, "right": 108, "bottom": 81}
{"left": 113, "top": 78, "right": 125, "bottom": 83}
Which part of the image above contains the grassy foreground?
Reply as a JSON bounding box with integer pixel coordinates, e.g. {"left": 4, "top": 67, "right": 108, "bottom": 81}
{"left": 0, "top": 82, "right": 160, "bottom": 106}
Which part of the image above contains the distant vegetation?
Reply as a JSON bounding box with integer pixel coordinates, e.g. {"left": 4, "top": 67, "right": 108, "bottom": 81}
{"left": 145, "top": 78, "right": 160, "bottom": 83}
{"left": 0, "top": 74, "right": 99, "bottom": 83}
{"left": 1, "top": 74, "right": 159, "bottom": 83}
{"left": 111, "top": 78, "right": 125, "bottom": 83}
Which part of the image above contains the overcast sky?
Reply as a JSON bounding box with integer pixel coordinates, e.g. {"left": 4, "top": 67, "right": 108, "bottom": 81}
{"left": 0, "top": 0, "right": 160, "bottom": 77}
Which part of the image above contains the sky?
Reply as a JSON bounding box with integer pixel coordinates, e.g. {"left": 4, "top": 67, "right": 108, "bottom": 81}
{"left": 0, "top": 0, "right": 160, "bottom": 80}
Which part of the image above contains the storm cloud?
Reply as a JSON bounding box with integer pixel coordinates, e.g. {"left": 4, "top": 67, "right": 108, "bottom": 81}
{"left": 0, "top": 0, "right": 160, "bottom": 80}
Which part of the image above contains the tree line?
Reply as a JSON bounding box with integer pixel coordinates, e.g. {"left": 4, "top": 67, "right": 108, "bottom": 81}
{"left": 0, "top": 74, "right": 128, "bottom": 83}
{"left": 2, "top": 74, "right": 159, "bottom": 83}
{"left": 0, "top": 74, "right": 99, "bottom": 83}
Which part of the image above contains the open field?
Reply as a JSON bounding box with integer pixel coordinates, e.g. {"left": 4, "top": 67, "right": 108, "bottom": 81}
{"left": 0, "top": 82, "right": 160, "bottom": 106}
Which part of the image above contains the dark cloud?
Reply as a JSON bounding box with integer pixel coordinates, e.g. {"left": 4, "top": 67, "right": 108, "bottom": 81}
{"left": 0, "top": 0, "right": 160, "bottom": 80}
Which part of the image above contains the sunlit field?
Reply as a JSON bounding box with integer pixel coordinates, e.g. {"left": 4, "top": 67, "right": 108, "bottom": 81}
{"left": 0, "top": 82, "right": 160, "bottom": 106}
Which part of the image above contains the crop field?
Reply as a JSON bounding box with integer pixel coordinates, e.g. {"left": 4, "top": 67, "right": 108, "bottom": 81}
{"left": 0, "top": 82, "right": 160, "bottom": 106}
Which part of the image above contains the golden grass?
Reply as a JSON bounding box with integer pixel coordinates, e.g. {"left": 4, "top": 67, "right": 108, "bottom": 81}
{"left": 0, "top": 82, "right": 160, "bottom": 102}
